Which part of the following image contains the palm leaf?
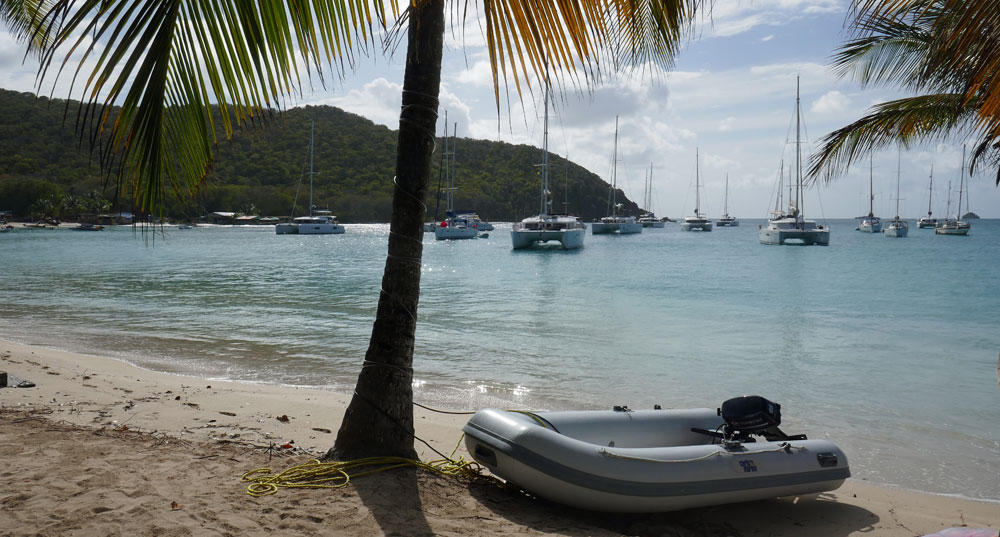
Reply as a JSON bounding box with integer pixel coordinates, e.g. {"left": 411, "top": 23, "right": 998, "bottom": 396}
{"left": 479, "top": 0, "right": 699, "bottom": 108}
{"left": 21, "top": 0, "right": 394, "bottom": 216}
{"left": 808, "top": 92, "right": 983, "bottom": 180}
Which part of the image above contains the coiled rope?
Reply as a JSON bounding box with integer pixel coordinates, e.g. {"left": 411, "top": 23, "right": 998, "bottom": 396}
{"left": 242, "top": 434, "right": 501, "bottom": 497}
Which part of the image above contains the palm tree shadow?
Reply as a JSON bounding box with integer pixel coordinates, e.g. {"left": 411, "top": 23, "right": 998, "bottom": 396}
{"left": 352, "top": 467, "right": 435, "bottom": 537}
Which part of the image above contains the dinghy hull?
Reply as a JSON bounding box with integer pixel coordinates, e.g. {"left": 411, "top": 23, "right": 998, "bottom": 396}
{"left": 464, "top": 408, "right": 849, "bottom": 512}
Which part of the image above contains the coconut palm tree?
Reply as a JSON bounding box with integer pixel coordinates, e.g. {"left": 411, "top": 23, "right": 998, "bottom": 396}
{"left": 2, "top": 0, "right": 699, "bottom": 460}
{"left": 809, "top": 0, "right": 1000, "bottom": 185}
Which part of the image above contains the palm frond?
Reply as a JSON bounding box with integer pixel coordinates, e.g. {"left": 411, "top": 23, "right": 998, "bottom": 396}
{"left": 808, "top": 93, "right": 980, "bottom": 180}
{"left": 21, "top": 0, "right": 393, "bottom": 216}
{"left": 478, "top": 0, "right": 699, "bottom": 108}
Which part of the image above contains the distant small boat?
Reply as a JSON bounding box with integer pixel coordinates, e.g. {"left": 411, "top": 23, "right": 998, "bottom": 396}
{"left": 464, "top": 395, "right": 849, "bottom": 513}
{"left": 917, "top": 167, "right": 937, "bottom": 228}
{"left": 638, "top": 164, "right": 665, "bottom": 228}
{"left": 681, "top": 148, "right": 712, "bottom": 232}
{"left": 883, "top": 151, "right": 908, "bottom": 238}
{"left": 71, "top": 223, "right": 104, "bottom": 231}
{"left": 936, "top": 146, "right": 971, "bottom": 236}
{"left": 716, "top": 173, "right": 739, "bottom": 227}
{"left": 857, "top": 157, "right": 882, "bottom": 233}
{"left": 435, "top": 116, "right": 479, "bottom": 241}
{"left": 592, "top": 117, "right": 642, "bottom": 235}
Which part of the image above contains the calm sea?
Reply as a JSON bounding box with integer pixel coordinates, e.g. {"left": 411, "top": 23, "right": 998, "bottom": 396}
{"left": 1, "top": 220, "right": 998, "bottom": 500}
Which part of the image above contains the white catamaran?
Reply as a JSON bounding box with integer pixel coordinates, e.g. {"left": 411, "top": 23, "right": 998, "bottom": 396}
{"left": 592, "top": 117, "right": 642, "bottom": 235}
{"left": 510, "top": 76, "right": 586, "bottom": 250}
{"left": 680, "top": 148, "right": 713, "bottom": 232}
{"left": 759, "top": 77, "right": 829, "bottom": 246}
{"left": 275, "top": 120, "right": 345, "bottom": 235}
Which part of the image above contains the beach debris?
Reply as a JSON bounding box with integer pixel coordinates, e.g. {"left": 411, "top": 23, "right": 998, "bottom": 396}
{"left": 16, "top": 380, "right": 35, "bottom": 388}
{"left": 276, "top": 414, "right": 290, "bottom": 423}
{"left": 0, "top": 371, "right": 7, "bottom": 387}
{"left": 219, "top": 411, "right": 236, "bottom": 416}
{"left": 184, "top": 402, "right": 199, "bottom": 409}
{"left": 312, "top": 427, "right": 332, "bottom": 434}
{"left": 123, "top": 401, "right": 134, "bottom": 411}
{"left": 206, "top": 385, "right": 211, "bottom": 389}
{"left": 170, "top": 501, "right": 184, "bottom": 511}
{"left": 174, "top": 395, "right": 181, "bottom": 400}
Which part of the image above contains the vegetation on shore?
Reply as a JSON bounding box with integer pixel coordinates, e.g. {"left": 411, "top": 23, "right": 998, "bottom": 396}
{"left": 0, "top": 88, "right": 639, "bottom": 223}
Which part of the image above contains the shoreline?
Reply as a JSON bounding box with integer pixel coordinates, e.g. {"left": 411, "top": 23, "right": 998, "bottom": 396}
{"left": 1, "top": 338, "right": 999, "bottom": 536}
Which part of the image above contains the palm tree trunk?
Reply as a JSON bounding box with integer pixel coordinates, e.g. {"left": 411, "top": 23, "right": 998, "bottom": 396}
{"left": 327, "top": 0, "right": 444, "bottom": 461}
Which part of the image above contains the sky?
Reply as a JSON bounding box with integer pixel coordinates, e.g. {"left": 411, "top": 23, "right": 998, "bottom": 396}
{"left": 1, "top": 1, "right": 996, "bottom": 219}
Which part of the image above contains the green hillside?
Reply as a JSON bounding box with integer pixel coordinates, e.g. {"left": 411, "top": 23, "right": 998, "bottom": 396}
{"left": 0, "top": 88, "right": 638, "bottom": 222}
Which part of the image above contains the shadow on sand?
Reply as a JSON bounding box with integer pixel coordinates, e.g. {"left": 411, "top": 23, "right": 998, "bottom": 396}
{"left": 467, "top": 484, "right": 880, "bottom": 537}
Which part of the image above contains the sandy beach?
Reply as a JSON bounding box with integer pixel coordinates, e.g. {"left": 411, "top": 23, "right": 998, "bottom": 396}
{"left": 1, "top": 339, "right": 997, "bottom": 537}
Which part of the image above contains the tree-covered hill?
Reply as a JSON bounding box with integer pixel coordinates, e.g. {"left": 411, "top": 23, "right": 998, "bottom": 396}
{"left": 0, "top": 88, "right": 638, "bottom": 222}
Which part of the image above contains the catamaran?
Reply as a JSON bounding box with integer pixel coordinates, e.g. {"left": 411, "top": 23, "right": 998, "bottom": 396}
{"left": 510, "top": 75, "right": 586, "bottom": 250}
{"left": 276, "top": 121, "right": 345, "bottom": 235}
{"left": 681, "top": 148, "right": 712, "bottom": 232}
{"left": 592, "top": 117, "right": 642, "bottom": 235}
{"left": 759, "top": 77, "right": 829, "bottom": 245}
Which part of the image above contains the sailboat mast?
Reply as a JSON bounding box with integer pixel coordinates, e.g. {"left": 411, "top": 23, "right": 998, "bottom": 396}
{"left": 895, "top": 150, "right": 901, "bottom": 219}
{"left": 443, "top": 111, "right": 451, "bottom": 212}
{"left": 795, "top": 76, "right": 802, "bottom": 222}
{"left": 695, "top": 147, "right": 700, "bottom": 216}
{"left": 957, "top": 144, "right": 965, "bottom": 219}
{"left": 541, "top": 78, "right": 550, "bottom": 216}
{"left": 724, "top": 173, "right": 729, "bottom": 216}
{"left": 927, "top": 165, "right": 934, "bottom": 217}
{"left": 776, "top": 159, "right": 784, "bottom": 215}
{"left": 869, "top": 156, "right": 874, "bottom": 217}
{"left": 309, "top": 120, "right": 314, "bottom": 217}
{"left": 611, "top": 116, "right": 619, "bottom": 216}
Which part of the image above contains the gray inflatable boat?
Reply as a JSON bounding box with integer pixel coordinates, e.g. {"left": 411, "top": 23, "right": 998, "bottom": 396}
{"left": 463, "top": 396, "right": 849, "bottom": 512}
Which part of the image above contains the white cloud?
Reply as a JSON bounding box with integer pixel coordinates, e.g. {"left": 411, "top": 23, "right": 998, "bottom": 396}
{"left": 810, "top": 90, "right": 851, "bottom": 116}
{"left": 762, "top": 34, "right": 775, "bottom": 42}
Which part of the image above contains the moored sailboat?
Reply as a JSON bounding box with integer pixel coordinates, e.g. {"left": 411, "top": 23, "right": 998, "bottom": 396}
{"left": 435, "top": 118, "right": 479, "bottom": 240}
{"left": 592, "top": 117, "right": 642, "bottom": 235}
{"left": 716, "top": 173, "right": 738, "bottom": 227}
{"left": 857, "top": 157, "right": 882, "bottom": 233}
{"left": 276, "top": 121, "right": 345, "bottom": 235}
{"left": 511, "top": 75, "right": 586, "bottom": 250}
{"left": 759, "top": 77, "right": 829, "bottom": 246}
{"left": 883, "top": 151, "right": 908, "bottom": 237}
{"left": 916, "top": 166, "right": 937, "bottom": 228}
{"left": 935, "top": 146, "right": 971, "bottom": 236}
{"left": 680, "top": 148, "right": 712, "bottom": 232}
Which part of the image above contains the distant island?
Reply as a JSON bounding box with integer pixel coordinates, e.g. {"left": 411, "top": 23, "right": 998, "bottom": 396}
{"left": 0, "top": 88, "right": 643, "bottom": 224}
{"left": 962, "top": 212, "right": 980, "bottom": 219}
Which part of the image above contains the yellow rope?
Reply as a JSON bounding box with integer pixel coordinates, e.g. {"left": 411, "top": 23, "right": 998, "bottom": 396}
{"left": 242, "top": 434, "right": 500, "bottom": 497}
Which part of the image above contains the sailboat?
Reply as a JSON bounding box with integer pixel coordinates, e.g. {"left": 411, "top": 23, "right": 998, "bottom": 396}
{"left": 510, "top": 74, "right": 586, "bottom": 250}
{"left": 935, "top": 146, "right": 971, "bottom": 235}
{"left": 680, "top": 148, "right": 712, "bottom": 231}
{"left": 716, "top": 173, "right": 739, "bottom": 227}
{"left": 638, "top": 163, "right": 665, "bottom": 228}
{"left": 435, "top": 117, "right": 480, "bottom": 240}
{"left": 275, "top": 120, "right": 345, "bottom": 235}
{"left": 857, "top": 157, "right": 882, "bottom": 233}
{"left": 916, "top": 166, "right": 937, "bottom": 228}
{"left": 883, "top": 151, "right": 908, "bottom": 237}
{"left": 759, "top": 77, "right": 830, "bottom": 245}
{"left": 592, "top": 117, "right": 642, "bottom": 235}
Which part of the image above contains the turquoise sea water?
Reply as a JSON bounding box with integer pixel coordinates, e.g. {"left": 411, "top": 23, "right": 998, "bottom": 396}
{"left": 1, "top": 220, "right": 998, "bottom": 500}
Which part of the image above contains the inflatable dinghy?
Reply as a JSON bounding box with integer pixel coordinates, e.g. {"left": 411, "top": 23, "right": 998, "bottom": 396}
{"left": 463, "top": 396, "right": 849, "bottom": 512}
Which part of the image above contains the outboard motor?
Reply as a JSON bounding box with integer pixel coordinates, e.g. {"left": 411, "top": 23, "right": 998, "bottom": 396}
{"left": 719, "top": 395, "right": 782, "bottom": 441}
